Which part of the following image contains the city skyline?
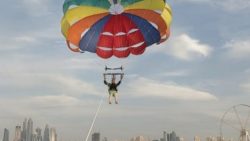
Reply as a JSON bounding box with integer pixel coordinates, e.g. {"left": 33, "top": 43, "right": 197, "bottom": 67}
{"left": 1, "top": 118, "right": 57, "bottom": 141}
{"left": 2, "top": 125, "right": 248, "bottom": 141}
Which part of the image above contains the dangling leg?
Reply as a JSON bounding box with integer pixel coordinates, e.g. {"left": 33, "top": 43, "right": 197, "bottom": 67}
{"left": 114, "top": 91, "right": 118, "bottom": 104}
{"left": 108, "top": 91, "right": 112, "bottom": 104}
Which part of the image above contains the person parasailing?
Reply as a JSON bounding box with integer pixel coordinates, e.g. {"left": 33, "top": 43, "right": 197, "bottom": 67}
{"left": 103, "top": 74, "right": 123, "bottom": 104}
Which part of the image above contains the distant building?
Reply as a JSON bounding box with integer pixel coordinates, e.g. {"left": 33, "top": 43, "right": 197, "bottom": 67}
{"left": 14, "top": 118, "right": 57, "bottom": 141}
{"left": 206, "top": 136, "right": 216, "bottom": 141}
{"left": 163, "top": 131, "right": 167, "bottom": 141}
{"left": 131, "top": 137, "right": 136, "bottom": 141}
{"left": 50, "top": 128, "right": 57, "bottom": 141}
{"left": 92, "top": 133, "right": 100, "bottom": 141}
{"left": 102, "top": 137, "right": 108, "bottom": 141}
{"left": 179, "top": 137, "right": 184, "bottom": 141}
{"left": 22, "top": 118, "right": 27, "bottom": 141}
{"left": 35, "top": 128, "right": 42, "bottom": 141}
{"left": 217, "top": 136, "right": 224, "bottom": 141}
{"left": 170, "top": 131, "right": 177, "bottom": 141}
{"left": 14, "top": 126, "right": 22, "bottom": 141}
{"left": 167, "top": 134, "right": 170, "bottom": 141}
{"left": 3, "top": 128, "right": 9, "bottom": 141}
{"left": 27, "top": 118, "right": 33, "bottom": 141}
{"left": 194, "top": 136, "right": 201, "bottom": 141}
{"left": 31, "top": 134, "right": 37, "bottom": 141}
{"left": 44, "top": 125, "right": 50, "bottom": 141}
{"left": 135, "top": 136, "right": 145, "bottom": 141}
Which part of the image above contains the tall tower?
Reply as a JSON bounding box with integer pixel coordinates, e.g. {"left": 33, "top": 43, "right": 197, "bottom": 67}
{"left": 167, "top": 134, "right": 170, "bottom": 141}
{"left": 92, "top": 133, "right": 100, "bottom": 141}
{"left": 240, "top": 129, "right": 250, "bottom": 141}
{"left": 194, "top": 136, "right": 201, "bottom": 141}
{"left": 170, "top": 132, "right": 177, "bottom": 141}
{"left": 35, "top": 128, "right": 42, "bottom": 141}
{"left": 22, "top": 118, "right": 28, "bottom": 141}
{"left": 31, "top": 134, "right": 37, "bottom": 141}
{"left": 135, "top": 136, "right": 145, "bottom": 141}
{"left": 163, "top": 131, "right": 167, "bottom": 141}
{"left": 14, "top": 126, "right": 22, "bottom": 141}
{"left": 50, "top": 128, "right": 57, "bottom": 141}
{"left": 27, "top": 118, "right": 33, "bottom": 141}
{"left": 3, "top": 128, "right": 9, "bottom": 141}
{"left": 43, "top": 125, "right": 50, "bottom": 141}
{"left": 102, "top": 137, "right": 108, "bottom": 141}
{"left": 130, "top": 137, "right": 136, "bottom": 141}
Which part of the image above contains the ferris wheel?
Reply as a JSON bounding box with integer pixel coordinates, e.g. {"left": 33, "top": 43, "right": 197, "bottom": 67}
{"left": 220, "top": 104, "right": 250, "bottom": 141}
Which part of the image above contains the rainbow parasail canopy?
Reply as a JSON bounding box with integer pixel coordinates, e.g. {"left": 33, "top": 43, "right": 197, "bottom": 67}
{"left": 61, "top": 0, "right": 172, "bottom": 59}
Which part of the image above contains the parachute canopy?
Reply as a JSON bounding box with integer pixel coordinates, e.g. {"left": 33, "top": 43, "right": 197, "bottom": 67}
{"left": 61, "top": 0, "right": 172, "bottom": 59}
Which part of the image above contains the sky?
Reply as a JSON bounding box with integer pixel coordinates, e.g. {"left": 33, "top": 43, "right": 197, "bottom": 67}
{"left": 0, "top": 0, "right": 250, "bottom": 141}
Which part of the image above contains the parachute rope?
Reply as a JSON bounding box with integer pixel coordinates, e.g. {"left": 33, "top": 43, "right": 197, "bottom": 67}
{"left": 84, "top": 96, "right": 104, "bottom": 141}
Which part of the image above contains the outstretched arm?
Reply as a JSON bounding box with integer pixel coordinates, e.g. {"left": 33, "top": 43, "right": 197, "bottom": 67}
{"left": 103, "top": 74, "right": 108, "bottom": 86}
{"left": 116, "top": 74, "right": 123, "bottom": 86}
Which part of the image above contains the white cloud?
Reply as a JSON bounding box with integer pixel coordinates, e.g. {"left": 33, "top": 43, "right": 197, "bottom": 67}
{"left": 224, "top": 39, "right": 250, "bottom": 59}
{"left": 241, "top": 83, "right": 250, "bottom": 93}
{"left": 156, "top": 34, "right": 212, "bottom": 61}
{"left": 126, "top": 77, "right": 217, "bottom": 101}
{"left": 213, "top": 0, "right": 250, "bottom": 11}
{"left": 14, "top": 36, "right": 37, "bottom": 43}
{"left": 0, "top": 36, "right": 36, "bottom": 51}
{"left": 32, "top": 95, "right": 80, "bottom": 106}
{"left": 21, "top": 0, "right": 51, "bottom": 16}
{"left": 176, "top": 0, "right": 250, "bottom": 11}
{"left": 0, "top": 95, "right": 100, "bottom": 124}
{"left": 0, "top": 27, "right": 60, "bottom": 51}
{"left": 161, "top": 70, "right": 190, "bottom": 77}
{"left": 0, "top": 72, "right": 101, "bottom": 96}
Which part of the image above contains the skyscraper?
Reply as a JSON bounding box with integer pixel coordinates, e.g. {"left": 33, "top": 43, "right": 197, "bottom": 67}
{"left": 164, "top": 131, "right": 181, "bottom": 141}
{"left": 135, "top": 136, "right": 145, "bottom": 141}
{"left": 3, "top": 128, "right": 9, "bottom": 141}
{"left": 35, "top": 128, "right": 42, "bottom": 141}
{"left": 22, "top": 118, "right": 27, "bottom": 141}
{"left": 131, "top": 137, "right": 136, "bottom": 141}
{"left": 194, "top": 136, "right": 201, "bottom": 141}
{"left": 92, "top": 133, "right": 100, "bottom": 141}
{"left": 43, "top": 125, "right": 50, "bottom": 141}
{"left": 50, "top": 128, "right": 57, "bottom": 141}
{"left": 207, "top": 136, "right": 216, "bottom": 141}
{"left": 163, "top": 131, "right": 167, "bottom": 141}
{"left": 179, "top": 137, "right": 184, "bottom": 141}
{"left": 31, "top": 134, "right": 37, "bottom": 141}
{"left": 217, "top": 136, "right": 224, "bottom": 141}
{"left": 14, "top": 126, "right": 22, "bottom": 141}
{"left": 27, "top": 118, "right": 33, "bottom": 141}
{"left": 102, "top": 137, "right": 108, "bottom": 141}
{"left": 170, "top": 131, "right": 177, "bottom": 141}
{"left": 167, "top": 134, "right": 170, "bottom": 141}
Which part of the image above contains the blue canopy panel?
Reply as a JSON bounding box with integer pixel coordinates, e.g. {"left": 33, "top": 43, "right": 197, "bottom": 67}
{"left": 79, "top": 15, "right": 112, "bottom": 53}
{"left": 123, "top": 13, "right": 161, "bottom": 47}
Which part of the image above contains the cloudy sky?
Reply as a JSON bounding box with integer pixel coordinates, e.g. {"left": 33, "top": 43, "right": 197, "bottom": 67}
{"left": 1, "top": 0, "right": 250, "bottom": 141}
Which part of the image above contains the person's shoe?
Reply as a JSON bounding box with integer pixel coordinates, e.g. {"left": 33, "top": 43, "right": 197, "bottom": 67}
{"left": 115, "top": 101, "right": 118, "bottom": 104}
{"left": 109, "top": 102, "right": 112, "bottom": 104}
